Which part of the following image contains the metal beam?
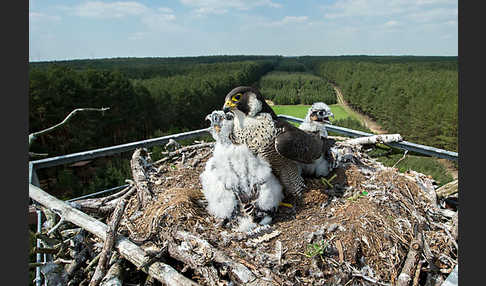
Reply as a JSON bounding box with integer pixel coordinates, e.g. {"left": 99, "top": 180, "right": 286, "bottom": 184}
{"left": 30, "top": 128, "right": 211, "bottom": 169}
{"left": 277, "top": 115, "right": 458, "bottom": 161}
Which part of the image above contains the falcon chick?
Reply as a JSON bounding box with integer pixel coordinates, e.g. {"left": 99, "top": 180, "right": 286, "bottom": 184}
{"left": 200, "top": 110, "right": 283, "bottom": 232}
{"left": 222, "top": 86, "right": 324, "bottom": 199}
{"left": 298, "top": 102, "right": 336, "bottom": 177}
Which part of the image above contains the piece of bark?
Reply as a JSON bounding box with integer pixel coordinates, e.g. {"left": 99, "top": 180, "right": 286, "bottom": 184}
{"left": 131, "top": 148, "right": 154, "bottom": 208}
{"left": 435, "top": 180, "right": 458, "bottom": 199}
{"left": 451, "top": 211, "right": 458, "bottom": 242}
{"left": 90, "top": 199, "right": 127, "bottom": 286}
{"left": 29, "top": 184, "right": 200, "bottom": 286}
{"left": 396, "top": 226, "right": 424, "bottom": 286}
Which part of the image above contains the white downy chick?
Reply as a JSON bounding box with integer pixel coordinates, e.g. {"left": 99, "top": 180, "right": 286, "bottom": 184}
{"left": 298, "top": 102, "right": 335, "bottom": 177}
{"left": 200, "top": 110, "right": 283, "bottom": 232}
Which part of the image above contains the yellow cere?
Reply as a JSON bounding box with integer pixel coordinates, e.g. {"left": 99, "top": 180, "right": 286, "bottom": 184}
{"left": 225, "top": 100, "right": 237, "bottom": 108}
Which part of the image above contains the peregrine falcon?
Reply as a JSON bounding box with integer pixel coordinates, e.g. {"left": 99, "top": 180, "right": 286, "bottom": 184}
{"left": 298, "top": 102, "right": 336, "bottom": 177}
{"left": 200, "top": 110, "right": 283, "bottom": 232}
{"left": 222, "top": 86, "right": 324, "bottom": 199}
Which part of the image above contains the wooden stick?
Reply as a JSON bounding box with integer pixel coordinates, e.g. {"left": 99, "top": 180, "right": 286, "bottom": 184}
{"left": 343, "top": 134, "right": 402, "bottom": 146}
{"left": 435, "top": 180, "right": 458, "bottom": 199}
{"left": 396, "top": 226, "right": 424, "bottom": 286}
{"left": 72, "top": 188, "right": 136, "bottom": 217}
{"left": 131, "top": 149, "right": 154, "bottom": 208}
{"left": 33, "top": 247, "right": 58, "bottom": 255}
{"left": 29, "top": 184, "right": 200, "bottom": 286}
{"left": 89, "top": 199, "right": 127, "bottom": 286}
{"left": 100, "top": 258, "right": 123, "bottom": 286}
{"left": 412, "top": 260, "right": 424, "bottom": 286}
{"left": 152, "top": 142, "right": 214, "bottom": 166}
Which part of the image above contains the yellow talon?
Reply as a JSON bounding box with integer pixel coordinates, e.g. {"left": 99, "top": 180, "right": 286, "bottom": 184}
{"left": 279, "top": 202, "right": 293, "bottom": 208}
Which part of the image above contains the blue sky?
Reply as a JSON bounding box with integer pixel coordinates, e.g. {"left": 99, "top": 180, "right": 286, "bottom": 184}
{"left": 29, "top": 0, "right": 458, "bottom": 61}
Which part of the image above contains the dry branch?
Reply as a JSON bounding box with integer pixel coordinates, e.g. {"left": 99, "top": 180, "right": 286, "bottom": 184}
{"left": 90, "top": 199, "right": 127, "bottom": 286}
{"left": 343, "top": 134, "right": 402, "bottom": 145}
{"left": 435, "top": 180, "right": 458, "bottom": 199}
{"left": 396, "top": 226, "right": 424, "bottom": 286}
{"left": 131, "top": 149, "right": 154, "bottom": 208}
{"left": 29, "top": 107, "right": 110, "bottom": 146}
{"left": 152, "top": 142, "right": 214, "bottom": 166}
{"left": 100, "top": 257, "right": 123, "bottom": 286}
{"left": 71, "top": 187, "right": 136, "bottom": 217}
{"left": 29, "top": 184, "right": 200, "bottom": 286}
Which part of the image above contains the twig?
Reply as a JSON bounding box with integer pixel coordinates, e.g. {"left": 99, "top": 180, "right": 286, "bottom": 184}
{"left": 152, "top": 142, "right": 214, "bottom": 166}
{"left": 85, "top": 253, "right": 101, "bottom": 274}
{"left": 89, "top": 198, "right": 127, "bottom": 286}
{"left": 335, "top": 239, "right": 344, "bottom": 264}
{"left": 351, "top": 273, "right": 390, "bottom": 286}
{"left": 413, "top": 260, "right": 424, "bottom": 286}
{"left": 29, "top": 107, "right": 110, "bottom": 146}
{"left": 393, "top": 150, "right": 409, "bottom": 168}
{"left": 396, "top": 225, "right": 424, "bottom": 286}
{"left": 47, "top": 216, "right": 65, "bottom": 236}
{"left": 100, "top": 256, "right": 123, "bottom": 286}
{"left": 33, "top": 247, "right": 58, "bottom": 255}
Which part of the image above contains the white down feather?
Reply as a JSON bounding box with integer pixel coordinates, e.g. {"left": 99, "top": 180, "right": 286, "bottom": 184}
{"left": 200, "top": 111, "right": 283, "bottom": 231}
{"left": 298, "top": 102, "right": 334, "bottom": 178}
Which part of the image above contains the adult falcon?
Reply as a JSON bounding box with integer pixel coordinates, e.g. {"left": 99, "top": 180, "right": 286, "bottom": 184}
{"left": 222, "top": 86, "right": 324, "bottom": 199}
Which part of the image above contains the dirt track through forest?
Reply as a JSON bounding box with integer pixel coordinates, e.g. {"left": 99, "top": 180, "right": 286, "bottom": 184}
{"left": 331, "top": 83, "right": 458, "bottom": 180}
{"left": 331, "top": 84, "right": 387, "bottom": 134}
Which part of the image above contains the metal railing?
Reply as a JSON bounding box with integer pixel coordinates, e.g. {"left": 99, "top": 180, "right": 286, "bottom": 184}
{"left": 29, "top": 115, "right": 458, "bottom": 285}
{"left": 279, "top": 114, "right": 458, "bottom": 161}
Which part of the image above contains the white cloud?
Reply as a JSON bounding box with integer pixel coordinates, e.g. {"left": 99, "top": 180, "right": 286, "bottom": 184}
{"left": 384, "top": 20, "right": 399, "bottom": 27}
{"left": 322, "top": 0, "right": 457, "bottom": 24}
{"left": 267, "top": 16, "right": 308, "bottom": 26}
{"left": 29, "top": 12, "right": 61, "bottom": 22}
{"left": 72, "top": 1, "right": 149, "bottom": 18}
{"left": 180, "top": 0, "right": 281, "bottom": 15}
{"left": 158, "top": 7, "right": 174, "bottom": 13}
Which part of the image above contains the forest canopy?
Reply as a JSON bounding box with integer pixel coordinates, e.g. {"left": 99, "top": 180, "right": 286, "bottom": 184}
{"left": 29, "top": 55, "right": 458, "bottom": 199}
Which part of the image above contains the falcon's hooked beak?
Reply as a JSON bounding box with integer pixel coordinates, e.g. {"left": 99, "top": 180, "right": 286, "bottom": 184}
{"left": 205, "top": 113, "right": 222, "bottom": 133}
{"left": 310, "top": 110, "right": 334, "bottom": 124}
{"left": 223, "top": 100, "right": 237, "bottom": 113}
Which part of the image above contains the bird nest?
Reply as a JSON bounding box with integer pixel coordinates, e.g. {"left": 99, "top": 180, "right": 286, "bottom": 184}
{"left": 115, "top": 140, "right": 457, "bottom": 286}
{"left": 40, "top": 140, "right": 457, "bottom": 286}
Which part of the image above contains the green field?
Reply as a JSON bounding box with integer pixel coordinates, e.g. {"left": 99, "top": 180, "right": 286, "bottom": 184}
{"left": 271, "top": 104, "right": 352, "bottom": 121}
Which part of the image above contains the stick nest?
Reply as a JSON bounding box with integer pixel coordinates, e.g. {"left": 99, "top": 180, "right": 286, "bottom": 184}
{"left": 41, "top": 140, "right": 458, "bottom": 286}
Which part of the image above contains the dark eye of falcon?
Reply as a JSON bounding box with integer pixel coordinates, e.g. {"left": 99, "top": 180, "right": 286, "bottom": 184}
{"left": 232, "top": 93, "right": 242, "bottom": 102}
